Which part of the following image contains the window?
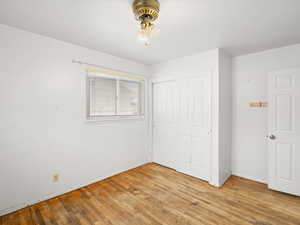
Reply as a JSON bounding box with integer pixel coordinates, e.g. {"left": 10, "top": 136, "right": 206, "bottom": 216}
{"left": 87, "top": 75, "right": 145, "bottom": 120}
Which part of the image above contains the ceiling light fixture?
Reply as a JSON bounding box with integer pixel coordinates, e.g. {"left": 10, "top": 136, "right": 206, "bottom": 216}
{"left": 132, "top": 0, "right": 160, "bottom": 46}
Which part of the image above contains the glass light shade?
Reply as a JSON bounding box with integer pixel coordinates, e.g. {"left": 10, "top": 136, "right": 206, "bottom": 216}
{"left": 138, "top": 23, "right": 160, "bottom": 46}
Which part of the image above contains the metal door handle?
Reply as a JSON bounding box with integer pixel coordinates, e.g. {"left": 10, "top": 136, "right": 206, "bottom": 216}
{"left": 268, "top": 134, "right": 276, "bottom": 140}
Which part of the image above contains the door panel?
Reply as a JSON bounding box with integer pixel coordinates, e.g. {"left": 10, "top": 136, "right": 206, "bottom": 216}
{"left": 275, "top": 94, "right": 293, "bottom": 131}
{"left": 276, "top": 143, "right": 294, "bottom": 181}
{"left": 153, "top": 76, "right": 211, "bottom": 181}
{"left": 153, "top": 81, "right": 177, "bottom": 169}
{"left": 187, "top": 78, "right": 210, "bottom": 181}
{"left": 268, "top": 69, "right": 300, "bottom": 196}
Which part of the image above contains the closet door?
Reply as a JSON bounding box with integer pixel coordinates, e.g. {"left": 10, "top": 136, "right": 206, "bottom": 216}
{"left": 152, "top": 77, "right": 211, "bottom": 181}
{"left": 176, "top": 78, "right": 211, "bottom": 181}
{"left": 152, "top": 81, "right": 177, "bottom": 169}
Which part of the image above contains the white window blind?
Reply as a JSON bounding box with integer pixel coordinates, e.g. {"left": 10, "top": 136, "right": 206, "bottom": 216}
{"left": 119, "top": 80, "right": 140, "bottom": 115}
{"left": 89, "top": 77, "right": 116, "bottom": 116}
{"left": 87, "top": 74, "right": 145, "bottom": 119}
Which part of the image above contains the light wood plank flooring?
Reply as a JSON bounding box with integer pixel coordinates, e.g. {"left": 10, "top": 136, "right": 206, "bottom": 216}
{"left": 1, "top": 163, "right": 300, "bottom": 225}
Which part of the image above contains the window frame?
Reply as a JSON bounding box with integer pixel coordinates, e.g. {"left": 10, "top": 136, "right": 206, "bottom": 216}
{"left": 86, "top": 71, "right": 145, "bottom": 122}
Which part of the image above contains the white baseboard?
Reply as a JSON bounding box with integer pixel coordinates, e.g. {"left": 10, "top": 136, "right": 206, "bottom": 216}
{"left": 219, "top": 171, "right": 232, "bottom": 187}
{"left": 0, "top": 160, "right": 149, "bottom": 217}
{"left": 2, "top": 162, "right": 266, "bottom": 217}
{"left": 0, "top": 203, "right": 28, "bottom": 217}
{"left": 231, "top": 172, "right": 267, "bottom": 184}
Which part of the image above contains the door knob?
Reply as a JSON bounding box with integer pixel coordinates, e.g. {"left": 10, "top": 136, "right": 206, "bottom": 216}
{"left": 268, "top": 134, "right": 276, "bottom": 140}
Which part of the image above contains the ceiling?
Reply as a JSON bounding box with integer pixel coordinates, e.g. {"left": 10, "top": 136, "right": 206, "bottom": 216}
{"left": 0, "top": 0, "right": 300, "bottom": 65}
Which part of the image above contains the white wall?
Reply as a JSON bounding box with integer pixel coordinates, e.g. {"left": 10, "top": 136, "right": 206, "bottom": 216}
{"left": 232, "top": 44, "right": 300, "bottom": 183}
{"left": 0, "top": 24, "right": 150, "bottom": 215}
{"left": 218, "top": 51, "right": 232, "bottom": 185}
{"left": 151, "top": 49, "right": 219, "bottom": 79}
{"left": 3, "top": 20, "right": 300, "bottom": 216}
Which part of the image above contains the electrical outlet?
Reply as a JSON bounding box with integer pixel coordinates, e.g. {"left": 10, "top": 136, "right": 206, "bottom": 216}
{"left": 52, "top": 174, "right": 59, "bottom": 182}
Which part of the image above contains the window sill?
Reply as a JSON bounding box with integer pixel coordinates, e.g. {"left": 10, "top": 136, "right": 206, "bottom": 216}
{"left": 85, "top": 116, "right": 145, "bottom": 124}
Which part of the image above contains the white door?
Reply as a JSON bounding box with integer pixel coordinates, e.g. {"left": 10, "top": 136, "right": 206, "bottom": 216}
{"left": 153, "top": 77, "right": 211, "bottom": 181}
{"left": 268, "top": 69, "right": 300, "bottom": 196}
{"left": 176, "top": 78, "right": 211, "bottom": 181}
{"left": 153, "top": 80, "right": 177, "bottom": 169}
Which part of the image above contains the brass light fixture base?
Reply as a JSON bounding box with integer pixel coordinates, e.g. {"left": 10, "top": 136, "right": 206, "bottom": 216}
{"left": 132, "top": 0, "right": 160, "bottom": 22}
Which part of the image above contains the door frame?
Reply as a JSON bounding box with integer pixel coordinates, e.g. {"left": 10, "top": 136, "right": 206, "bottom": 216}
{"left": 150, "top": 74, "right": 213, "bottom": 185}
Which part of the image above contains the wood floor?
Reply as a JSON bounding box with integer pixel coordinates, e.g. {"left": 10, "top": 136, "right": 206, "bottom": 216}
{"left": 1, "top": 163, "right": 300, "bottom": 225}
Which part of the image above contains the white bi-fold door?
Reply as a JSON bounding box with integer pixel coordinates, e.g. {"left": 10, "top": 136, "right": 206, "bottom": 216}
{"left": 152, "top": 77, "right": 211, "bottom": 181}
{"left": 153, "top": 80, "right": 177, "bottom": 169}
{"left": 268, "top": 69, "right": 300, "bottom": 196}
